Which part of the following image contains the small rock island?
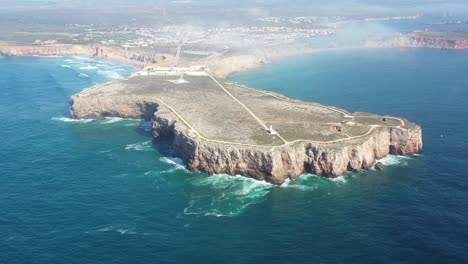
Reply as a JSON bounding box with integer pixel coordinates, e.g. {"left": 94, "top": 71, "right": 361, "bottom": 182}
{"left": 70, "top": 67, "right": 423, "bottom": 184}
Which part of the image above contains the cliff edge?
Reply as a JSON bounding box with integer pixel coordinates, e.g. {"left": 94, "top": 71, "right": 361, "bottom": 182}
{"left": 70, "top": 72, "right": 422, "bottom": 184}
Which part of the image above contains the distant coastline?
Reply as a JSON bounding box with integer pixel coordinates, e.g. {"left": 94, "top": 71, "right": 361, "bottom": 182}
{"left": 2, "top": 30, "right": 468, "bottom": 81}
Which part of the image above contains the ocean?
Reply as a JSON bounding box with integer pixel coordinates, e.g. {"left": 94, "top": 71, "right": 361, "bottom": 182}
{"left": 1, "top": 49, "right": 468, "bottom": 263}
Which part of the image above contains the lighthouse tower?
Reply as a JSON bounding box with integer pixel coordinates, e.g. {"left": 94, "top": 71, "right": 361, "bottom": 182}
{"left": 266, "top": 123, "right": 275, "bottom": 135}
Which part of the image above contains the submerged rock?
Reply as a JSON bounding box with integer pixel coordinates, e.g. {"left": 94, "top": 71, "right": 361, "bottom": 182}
{"left": 375, "top": 162, "right": 385, "bottom": 170}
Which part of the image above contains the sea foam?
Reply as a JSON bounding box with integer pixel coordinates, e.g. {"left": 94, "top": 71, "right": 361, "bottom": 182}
{"left": 125, "top": 141, "right": 153, "bottom": 151}
{"left": 184, "top": 174, "right": 272, "bottom": 217}
{"left": 80, "top": 65, "right": 98, "bottom": 70}
{"left": 51, "top": 117, "right": 94, "bottom": 123}
{"left": 160, "top": 157, "right": 188, "bottom": 171}
{"left": 100, "top": 117, "right": 124, "bottom": 124}
{"left": 281, "top": 173, "right": 346, "bottom": 191}
{"left": 375, "top": 155, "right": 411, "bottom": 167}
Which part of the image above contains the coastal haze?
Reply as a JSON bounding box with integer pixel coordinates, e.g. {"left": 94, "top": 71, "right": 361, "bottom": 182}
{"left": 1, "top": 1, "right": 468, "bottom": 264}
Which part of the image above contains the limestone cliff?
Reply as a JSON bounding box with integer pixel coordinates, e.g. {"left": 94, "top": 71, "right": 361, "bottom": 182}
{"left": 70, "top": 85, "right": 422, "bottom": 185}
{"left": 388, "top": 32, "right": 468, "bottom": 49}
{"left": 0, "top": 44, "right": 172, "bottom": 67}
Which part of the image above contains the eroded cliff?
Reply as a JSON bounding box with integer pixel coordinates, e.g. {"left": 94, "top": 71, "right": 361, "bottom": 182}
{"left": 70, "top": 74, "right": 422, "bottom": 184}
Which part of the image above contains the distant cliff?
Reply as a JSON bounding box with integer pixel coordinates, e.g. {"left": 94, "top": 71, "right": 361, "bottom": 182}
{"left": 0, "top": 44, "right": 172, "bottom": 66}
{"left": 389, "top": 31, "right": 468, "bottom": 49}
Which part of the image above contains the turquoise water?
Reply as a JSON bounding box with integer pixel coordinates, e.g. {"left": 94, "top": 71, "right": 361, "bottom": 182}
{"left": 1, "top": 49, "right": 468, "bottom": 263}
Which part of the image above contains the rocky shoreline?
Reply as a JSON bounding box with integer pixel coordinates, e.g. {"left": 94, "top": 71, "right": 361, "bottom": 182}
{"left": 69, "top": 75, "right": 423, "bottom": 185}
{"left": 1, "top": 43, "right": 424, "bottom": 184}
{"left": 0, "top": 44, "right": 173, "bottom": 69}
{"left": 388, "top": 31, "right": 468, "bottom": 50}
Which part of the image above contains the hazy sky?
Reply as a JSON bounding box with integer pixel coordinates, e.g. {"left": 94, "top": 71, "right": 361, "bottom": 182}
{"left": 2, "top": 0, "right": 468, "bottom": 15}
{"left": 1, "top": 0, "right": 468, "bottom": 25}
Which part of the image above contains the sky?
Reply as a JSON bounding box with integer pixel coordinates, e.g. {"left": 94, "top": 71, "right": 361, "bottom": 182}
{"left": 1, "top": 0, "right": 468, "bottom": 15}
{"left": 1, "top": 0, "right": 468, "bottom": 26}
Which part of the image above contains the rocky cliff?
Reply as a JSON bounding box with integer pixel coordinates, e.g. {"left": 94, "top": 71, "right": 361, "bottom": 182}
{"left": 0, "top": 44, "right": 171, "bottom": 66}
{"left": 70, "top": 76, "right": 422, "bottom": 185}
{"left": 389, "top": 31, "right": 468, "bottom": 49}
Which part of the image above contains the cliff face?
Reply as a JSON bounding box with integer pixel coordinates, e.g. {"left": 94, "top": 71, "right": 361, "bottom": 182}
{"left": 170, "top": 125, "right": 421, "bottom": 184}
{"left": 390, "top": 34, "right": 468, "bottom": 49}
{"left": 0, "top": 45, "right": 171, "bottom": 66}
{"left": 70, "top": 91, "right": 422, "bottom": 185}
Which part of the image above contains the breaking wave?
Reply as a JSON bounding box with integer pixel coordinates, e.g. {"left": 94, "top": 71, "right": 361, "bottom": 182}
{"left": 160, "top": 157, "right": 188, "bottom": 171}
{"left": 51, "top": 117, "right": 93, "bottom": 123}
{"left": 58, "top": 56, "right": 136, "bottom": 82}
{"left": 125, "top": 141, "right": 153, "bottom": 151}
{"left": 375, "top": 155, "right": 411, "bottom": 167}
{"left": 184, "top": 174, "right": 272, "bottom": 217}
{"left": 52, "top": 116, "right": 137, "bottom": 125}
{"left": 101, "top": 117, "right": 124, "bottom": 124}
{"left": 80, "top": 65, "right": 98, "bottom": 70}
{"left": 281, "top": 174, "right": 346, "bottom": 191}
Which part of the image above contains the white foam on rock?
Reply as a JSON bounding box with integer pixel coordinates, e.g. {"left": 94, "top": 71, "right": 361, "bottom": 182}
{"left": 281, "top": 174, "right": 346, "bottom": 191}
{"left": 375, "top": 155, "right": 411, "bottom": 167}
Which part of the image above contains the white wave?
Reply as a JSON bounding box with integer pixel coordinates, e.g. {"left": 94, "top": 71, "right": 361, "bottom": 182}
{"left": 51, "top": 117, "right": 94, "bottom": 123}
{"left": 94, "top": 226, "right": 136, "bottom": 235}
{"left": 125, "top": 141, "right": 153, "bottom": 151}
{"left": 375, "top": 155, "right": 411, "bottom": 167}
{"left": 160, "top": 157, "right": 188, "bottom": 171}
{"left": 184, "top": 174, "right": 272, "bottom": 217}
{"left": 98, "top": 70, "right": 124, "bottom": 80}
{"left": 72, "top": 55, "right": 93, "bottom": 61}
{"left": 101, "top": 117, "right": 124, "bottom": 124}
{"left": 117, "top": 229, "right": 137, "bottom": 235}
{"left": 79, "top": 73, "right": 90, "bottom": 78}
{"left": 97, "top": 226, "right": 114, "bottom": 232}
{"left": 80, "top": 65, "right": 98, "bottom": 70}
{"left": 60, "top": 64, "right": 72, "bottom": 69}
{"left": 281, "top": 174, "right": 346, "bottom": 191}
{"left": 329, "top": 175, "right": 347, "bottom": 183}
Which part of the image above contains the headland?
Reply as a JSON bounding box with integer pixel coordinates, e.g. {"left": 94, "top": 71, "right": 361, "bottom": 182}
{"left": 70, "top": 67, "right": 422, "bottom": 184}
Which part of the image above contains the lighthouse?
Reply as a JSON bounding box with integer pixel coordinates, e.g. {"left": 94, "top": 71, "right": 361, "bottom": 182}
{"left": 266, "top": 123, "right": 275, "bottom": 135}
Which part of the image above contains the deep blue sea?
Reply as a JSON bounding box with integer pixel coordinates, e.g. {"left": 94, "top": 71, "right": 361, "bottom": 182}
{"left": 1, "top": 49, "right": 468, "bottom": 264}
